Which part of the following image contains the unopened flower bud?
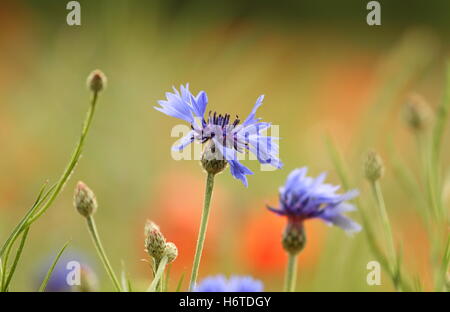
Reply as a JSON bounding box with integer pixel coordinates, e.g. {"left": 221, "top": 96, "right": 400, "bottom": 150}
{"left": 364, "top": 150, "right": 384, "bottom": 182}
{"left": 87, "top": 69, "right": 107, "bottom": 93}
{"left": 201, "top": 142, "right": 227, "bottom": 175}
{"left": 144, "top": 220, "right": 166, "bottom": 261}
{"left": 74, "top": 181, "right": 98, "bottom": 218}
{"left": 403, "top": 93, "right": 433, "bottom": 132}
{"left": 164, "top": 242, "right": 178, "bottom": 263}
{"left": 144, "top": 220, "right": 160, "bottom": 237}
{"left": 282, "top": 221, "right": 306, "bottom": 255}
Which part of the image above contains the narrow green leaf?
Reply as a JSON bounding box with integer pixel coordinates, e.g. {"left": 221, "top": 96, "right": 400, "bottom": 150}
{"left": 120, "top": 261, "right": 133, "bottom": 292}
{"left": 164, "top": 263, "right": 172, "bottom": 292}
{"left": 147, "top": 256, "right": 168, "bottom": 292}
{"left": 324, "top": 136, "right": 413, "bottom": 291}
{"left": 2, "top": 227, "right": 30, "bottom": 291}
{"left": 38, "top": 241, "right": 70, "bottom": 292}
{"left": 0, "top": 182, "right": 55, "bottom": 259}
{"left": 176, "top": 272, "right": 185, "bottom": 292}
{"left": 324, "top": 135, "right": 350, "bottom": 189}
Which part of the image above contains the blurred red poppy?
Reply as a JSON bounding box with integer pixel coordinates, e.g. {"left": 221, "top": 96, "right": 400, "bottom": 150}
{"left": 238, "top": 202, "right": 326, "bottom": 276}
{"left": 137, "top": 169, "right": 228, "bottom": 281}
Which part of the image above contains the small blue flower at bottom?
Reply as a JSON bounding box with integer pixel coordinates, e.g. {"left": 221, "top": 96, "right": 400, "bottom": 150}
{"left": 35, "top": 251, "right": 98, "bottom": 292}
{"left": 268, "top": 167, "right": 362, "bottom": 233}
{"left": 194, "top": 275, "right": 264, "bottom": 292}
{"left": 154, "top": 84, "right": 282, "bottom": 186}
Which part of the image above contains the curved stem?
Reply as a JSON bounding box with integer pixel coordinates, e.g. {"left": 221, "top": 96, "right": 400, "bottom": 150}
{"left": 284, "top": 253, "right": 297, "bottom": 292}
{"left": 147, "top": 256, "right": 168, "bottom": 292}
{"left": 189, "top": 173, "right": 215, "bottom": 291}
{"left": 86, "top": 216, "right": 121, "bottom": 292}
{"left": 370, "top": 180, "right": 405, "bottom": 290}
{"left": 371, "top": 181, "right": 396, "bottom": 263}
{"left": 2, "top": 228, "right": 29, "bottom": 291}
{"left": 0, "top": 92, "right": 98, "bottom": 259}
{"left": 28, "top": 92, "right": 99, "bottom": 224}
{"left": 0, "top": 92, "right": 99, "bottom": 292}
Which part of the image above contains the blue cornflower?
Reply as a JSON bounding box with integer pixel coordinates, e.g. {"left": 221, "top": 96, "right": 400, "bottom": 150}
{"left": 194, "top": 275, "right": 263, "bottom": 292}
{"left": 155, "top": 84, "right": 282, "bottom": 186}
{"left": 35, "top": 251, "right": 97, "bottom": 292}
{"left": 268, "top": 167, "right": 361, "bottom": 233}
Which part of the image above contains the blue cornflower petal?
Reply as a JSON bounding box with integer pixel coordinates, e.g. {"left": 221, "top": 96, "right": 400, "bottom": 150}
{"left": 283, "top": 167, "right": 308, "bottom": 193}
{"left": 195, "top": 275, "right": 263, "bottom": 292}
{"left": 336, "top": 189, "right": 360, "bottom": 202}
{"left": 171, "top": 130, "right": 195, "bottom": 151}
{"left": 269, "top": 167, "right": 361, "bottom": 234}
{"left": 247, "top": 137, "right": 283, "bottom": 168}
{"left": 243, "top": 95, "right": 264, "bottom": 126}
{"left": 35, "top": 250, "right": 97, "bottom": 292}
{"left": 194, "top": 275, "right": 228, "bottom": 292}
{"left": 213, "top": 138, "right": 254, "bottom": 187}
{"left": 228, "top": 159, "right": 254, "bottom": 187}
{"left": 192, "top": 91, "right": 208, "bottom": 117}
{"left": 228, "top": 276, "right": 264, "bottom": 292}
{"left": 154, "top": 102, "right": 193, "bottom": 123}
{"left": 156, "top": 86, "right": 282, "bottom": 186}
{"left": 266, "top": 205, "right": 287, "bottom": 216}
{"left": 320, "top": 211, "right": 362, "bottom": 233}
{"left": 154, "top": 85, "right": 196, "bottom": 123}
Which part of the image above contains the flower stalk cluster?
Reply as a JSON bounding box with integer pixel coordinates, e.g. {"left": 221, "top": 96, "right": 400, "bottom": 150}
{"left": 363, "top": 150, "right": 402, "bottom": 290}
{"left": 0, "top": 70, "right": 105, "bottom": 292}
{"left": 144, "top": 221, "right": 178, "bottom": 292}
{"left": 74, "top": 181, "right": 122, "bottom": 292}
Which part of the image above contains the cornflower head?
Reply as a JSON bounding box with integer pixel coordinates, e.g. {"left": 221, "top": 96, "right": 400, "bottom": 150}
{"left": 364, "top": 150, "right": 384, "bottom": 182}
{"left": 268, "top": 167, "right": 361, "bottom": 255}
{"left": 144, "top": 220, "right": 178, "bottom": 265}
{"left": 403, "top": 93, "right": 433, "bottom": 133}
{"left": 154, "top": 84, "right": 282, "bottom": 186}
{"left": 74, "top": 181, "right": 98, "bottom": 218}
{"left": 35, "top": 252, "right": 98, "bottom": 292}
{"left": 194, "top": 275, "right": 263, "bottom": 292}
{"left": 87, "top": 69, "right": 107, "bottom": 93}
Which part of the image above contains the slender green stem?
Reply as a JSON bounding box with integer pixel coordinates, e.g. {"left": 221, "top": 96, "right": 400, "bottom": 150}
{"left": 28, "top": 92, "right": 99, "bottom": 224}
{"left": 436, "top": 234, "right": 450, "bottom": 291}
{"left": 284, "top": 253, "right": 297, "bottom": 292}
{"left": 428, "top": 65, "right": 450, "bottom": 289}
{"left": 371, "top": 181, "right": 396, "bottom": 263}
{"left": 326, "top": 137, "right": 390, "bottom": 273}
{"left": 2, "top": 228, "right": 29, "bottom": 291}
{"left": 370, "top": 180, "right": 405, "bottom": 291}
{"left": 0, "top": 259, "right": 3, "bottom": 289}
{"left": 189, "top": 173, "right": 215, "bottom": 291}
{"left": 0, "top": 184, "right": 55, "bottom": 291}
{"left": 0, "top": 91, "right": 99, "bottom": 268}
{"left": 429, "top": 62, "right": 450, "bottom": 223}
{"left": 147, "top": 256, "right": 168, "bottom": 292}
{"left": 86, "top": 216, "right": 121, "bottom": 292}
{"left": 326, "top": 134, "right": 412, "bottom": 291}
{"left": 39, "top": 241, "right": 70, "bottom": 292}
{"left": 0, "top": 182, "right": 54, "bottom": 260}
{"left": 176, "top": 272, "right": 185, "bottom": 292}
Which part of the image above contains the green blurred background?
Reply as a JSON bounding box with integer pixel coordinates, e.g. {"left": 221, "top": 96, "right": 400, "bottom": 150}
{"left": 1, "top": 0, "right": 449, "bottom": 291}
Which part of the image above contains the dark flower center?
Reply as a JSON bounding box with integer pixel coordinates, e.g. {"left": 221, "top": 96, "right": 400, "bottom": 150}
{"left": 207, "top": 111, "right": 240, "bottom": 128}
{"left": 193, "top": 111, "right": 243, "bottom": 149}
